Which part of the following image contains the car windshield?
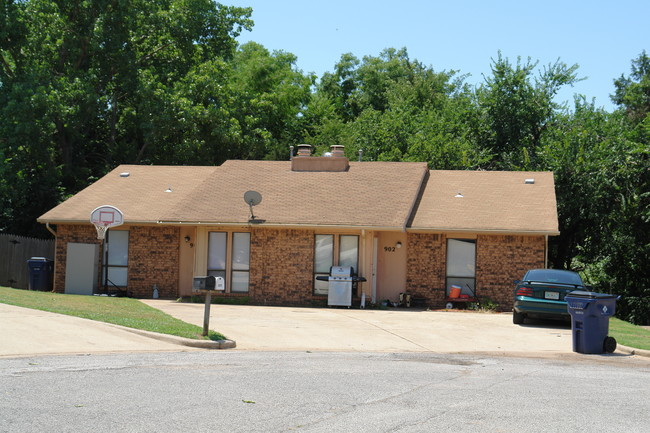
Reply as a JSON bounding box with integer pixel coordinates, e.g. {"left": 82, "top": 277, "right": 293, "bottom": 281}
{"left": 524, "top": 270, "right": 583, "bottom": 286}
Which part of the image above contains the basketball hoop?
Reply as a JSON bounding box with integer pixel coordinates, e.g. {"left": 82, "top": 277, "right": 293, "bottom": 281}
{"left": 94, "top": 224, "right": 109, "bottom": 240}
{"left": 90, "top": 205, "right": 124, "bottom": 240}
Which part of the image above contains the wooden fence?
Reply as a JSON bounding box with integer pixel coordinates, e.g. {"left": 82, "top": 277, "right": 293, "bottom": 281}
{"left": 0, "top": 233, "right": 55, "bottom": 290}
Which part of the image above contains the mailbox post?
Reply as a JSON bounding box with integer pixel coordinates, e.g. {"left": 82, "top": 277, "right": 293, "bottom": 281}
{"left": 192, "top": 276, "right": 225, "bottom": 336}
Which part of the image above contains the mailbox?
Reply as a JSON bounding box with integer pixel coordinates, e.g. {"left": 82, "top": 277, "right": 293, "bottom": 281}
{"left": 192, "top": 276, "right": 225, "bottom": 292}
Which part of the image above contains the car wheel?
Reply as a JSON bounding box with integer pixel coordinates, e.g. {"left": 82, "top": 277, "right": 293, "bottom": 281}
{"left": 513, "top": 311, "right": 525, "bottom": 324}
{"left": 445, "top": 302, "right": 454, "bottom": 309}
{"left": 604, "top": 336, "right": 617, "bottom": 353}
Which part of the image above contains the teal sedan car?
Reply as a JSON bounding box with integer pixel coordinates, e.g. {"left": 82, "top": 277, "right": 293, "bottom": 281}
{"left": 513, "top": 269, "right": 586, "bottom": 324}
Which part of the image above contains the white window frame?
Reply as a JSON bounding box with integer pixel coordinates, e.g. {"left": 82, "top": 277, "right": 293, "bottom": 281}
{"left": 446, "top": 238, "right": 476, "bottom": 296}
{"left": 313, "top": 234, "right": 359, "bottom": 296}
{"left": 102, "top": 229, "right": 129, "bottom": 289}
{"left": 207, "top": 231, "right": 250, "bottom": 293}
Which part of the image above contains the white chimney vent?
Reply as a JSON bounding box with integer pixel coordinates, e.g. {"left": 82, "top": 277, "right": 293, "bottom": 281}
{"left": 525, "top": 178, "right": 535, "bottom": 184}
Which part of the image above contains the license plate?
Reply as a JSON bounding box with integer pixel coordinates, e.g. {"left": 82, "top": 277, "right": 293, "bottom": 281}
{"left": 544, "top": 291, "right": 560, "bottom": 300}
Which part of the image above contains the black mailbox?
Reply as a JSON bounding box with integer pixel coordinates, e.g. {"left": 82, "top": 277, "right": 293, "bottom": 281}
{"left": 192, "top": 276, "right": 225, "bottom": 292}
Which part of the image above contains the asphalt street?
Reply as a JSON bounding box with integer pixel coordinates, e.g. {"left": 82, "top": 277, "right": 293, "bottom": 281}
{"left": 1, "top": 351, "right": 649, "bottom": 433}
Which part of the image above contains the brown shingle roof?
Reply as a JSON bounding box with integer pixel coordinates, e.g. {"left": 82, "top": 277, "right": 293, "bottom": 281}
{"left": 409, "top": 170, "right": 559, "bottom": 234}
{"left": 162, "top": 160, "right": 428, "bottom": 229}
{"left": 38, "top": 162, "right": 558, "bottom": 234}
{"left": 38, "top": 165, "right": 218, "bottom": 224}
{"left": 39, "top": 161, "right": 429, "bottom": 230}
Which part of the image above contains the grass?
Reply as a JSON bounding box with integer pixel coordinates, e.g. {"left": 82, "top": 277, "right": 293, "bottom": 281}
{"left": 0, "top": 286, "right": 226, "bottom": 341}
{"left": 609, "top": 317, "right": 650, "bottom": 351}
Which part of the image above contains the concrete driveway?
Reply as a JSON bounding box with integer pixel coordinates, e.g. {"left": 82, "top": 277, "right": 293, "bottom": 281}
{"left": 142, "top": 300, "right": 574, "bottom": 356}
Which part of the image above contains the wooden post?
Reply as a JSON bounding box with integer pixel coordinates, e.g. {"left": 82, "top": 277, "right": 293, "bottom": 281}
{"left": 203, "top": 291, "right": 212, "bottom": 337}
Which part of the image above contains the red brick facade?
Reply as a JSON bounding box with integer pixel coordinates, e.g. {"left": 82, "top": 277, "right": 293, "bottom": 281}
{"left": 54, "top": 224, "right": 102, "bottom": 293}
{"left": 406, "top": 233, "right": 546, "bottom": 310}
{"left": 53, "top": 224, "right": 179, "bottom": 299}
{"left": 475, "top": 234, "right": 546, "bottom": 309}
{"left": 127, "top": 226, "right": 179, "bottom": 298}
{"left": 53, "top": 224, "right": 546, "bottom": 309}
{"left": 247, "top": 228, "right": 318, "bottom": 305}
{"left": 406, "top": 233, "right": 447, "bottom": 305}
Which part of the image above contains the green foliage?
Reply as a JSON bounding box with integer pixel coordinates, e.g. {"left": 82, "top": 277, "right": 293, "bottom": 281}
{"left": 475, "top": 53, "right": 581, "bottom": 169}
{"left": 612, "top": 50, "right": 650, "bottom": 124}
{"left": 1, "top": 0, "right": 253, "bottom": 235}
{"left": 468, "top": 297, "right": 499, "bottom": 312}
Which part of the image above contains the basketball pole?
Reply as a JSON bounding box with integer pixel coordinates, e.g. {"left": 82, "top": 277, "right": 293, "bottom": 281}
{"left": 102, "top": 228, "right": 108, "bottom": 295}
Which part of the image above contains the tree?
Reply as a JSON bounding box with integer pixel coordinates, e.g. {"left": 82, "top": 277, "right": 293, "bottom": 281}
{"left": 475, "top": 53, "right": 581, "bottom": 169}
{"left": 228, "top": 42, "right": 314, "bottom": 161}
{"left": 0, "top": 0, "right": 253, "bottom": 236}
{"left": 612, "top": 50, "right": 650, "bottom": 124}
{"left": 311, "top": 48, "right": 476, "bottom": 166}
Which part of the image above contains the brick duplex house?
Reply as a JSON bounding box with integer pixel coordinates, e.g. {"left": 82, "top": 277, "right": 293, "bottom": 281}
{"left": 37, "top": 145, "right": 559, "bottom": 310}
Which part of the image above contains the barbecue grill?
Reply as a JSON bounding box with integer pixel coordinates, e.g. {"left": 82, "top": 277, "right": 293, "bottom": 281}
{"left": 316, "top": 266, "right": 366, "bottom": 307}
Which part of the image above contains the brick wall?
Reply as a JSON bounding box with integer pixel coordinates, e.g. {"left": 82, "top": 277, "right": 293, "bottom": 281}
{"left": 127, "top": 226, "right": 179, "bottom": 298}
{"left": 54, "top": 224, "right": 179, "bottom": 298}
{"left": 247, "top": 228, "right": 316, "bottom": 305}
{"left": 406, "top": 233, "right": 546, "bottom": 310}
{"left": 476, "top": 235, "right": 546, "bottom": 310}
{"left": 53, "top": 224, "right": 101, "bottom": 293}
{"left": 406, "top": 233, "right": 447, "bottom": 305}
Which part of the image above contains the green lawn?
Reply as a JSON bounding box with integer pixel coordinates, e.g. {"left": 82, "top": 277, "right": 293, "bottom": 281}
{"left": 609, "top": 317, "right": 650, "bottom": 351}
{"left": 0, "top": 287, "right": 226, "bottom": 341}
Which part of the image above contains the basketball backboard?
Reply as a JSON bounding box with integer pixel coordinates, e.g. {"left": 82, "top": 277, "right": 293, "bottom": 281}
{"left": 90, "top": 205, "right": 124, "bottom": 239}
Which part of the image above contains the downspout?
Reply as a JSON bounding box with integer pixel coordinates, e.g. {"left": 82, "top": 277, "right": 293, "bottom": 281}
{"left": 545, "top": 235, "right": 548, "bottom": 268}
{"left": 46, "top": 223, "right": 57, "bottom": 237}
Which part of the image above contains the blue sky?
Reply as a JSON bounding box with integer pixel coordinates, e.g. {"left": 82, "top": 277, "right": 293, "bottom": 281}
{"left": 226, "top": 0, "right": 649, "bottom": 112}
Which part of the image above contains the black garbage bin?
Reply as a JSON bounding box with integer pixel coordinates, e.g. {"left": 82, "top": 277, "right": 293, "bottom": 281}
{"left": 566, "top": 290, "right": 619, "bottom": 354}
{"left": 27, "top": 257, "right": 54, "bottom": 291}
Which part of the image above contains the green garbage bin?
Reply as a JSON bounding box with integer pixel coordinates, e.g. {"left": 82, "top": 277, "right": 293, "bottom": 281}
{"left": 566, "top": 291, "right": 619, "bottom": 354}
{"left": 27, "top": 257, "right": 54, "bottom": 291}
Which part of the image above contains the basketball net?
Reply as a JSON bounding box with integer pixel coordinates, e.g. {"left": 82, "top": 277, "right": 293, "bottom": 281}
{"left": 94, "top": 224, "right": 109, "bottom": 240}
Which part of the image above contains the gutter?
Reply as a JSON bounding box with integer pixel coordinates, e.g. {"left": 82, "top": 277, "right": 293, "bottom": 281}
{"left": 158, "top": 221, "right": 406, "bottom": 232}
{"left": 406, "top": 227, "right": 561, "bottom": 236}
{"left": 39, "top": 219, "right": 407, "bottom": 232}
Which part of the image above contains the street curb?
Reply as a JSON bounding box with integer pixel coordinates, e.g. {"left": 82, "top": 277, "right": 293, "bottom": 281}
{"left": 617, "top": 344, "right": 650, "bottom": 358}
{"left": 107, "top": 323, "right": 236, "bottom": 349}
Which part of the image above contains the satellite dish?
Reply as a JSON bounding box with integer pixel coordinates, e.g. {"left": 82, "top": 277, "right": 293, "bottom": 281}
{"left": 244, "top": 190, "right": 262, "bottom": 207}
{"left": 244, "top": 190, "right": 262, "bottom": 221}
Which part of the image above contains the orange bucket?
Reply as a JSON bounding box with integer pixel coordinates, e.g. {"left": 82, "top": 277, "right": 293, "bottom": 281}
{"left": 449, "top": 285, "right": 461, "bottom": 298}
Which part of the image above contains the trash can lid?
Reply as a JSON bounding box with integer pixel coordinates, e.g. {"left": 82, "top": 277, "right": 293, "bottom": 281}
{"left": 566, "top": 290, "right": 617, "bottom": 299}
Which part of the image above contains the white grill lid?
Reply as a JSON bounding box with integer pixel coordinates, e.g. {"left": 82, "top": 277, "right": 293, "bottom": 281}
{"left": 330, "top": 266, "right": 353, "bottom": 277}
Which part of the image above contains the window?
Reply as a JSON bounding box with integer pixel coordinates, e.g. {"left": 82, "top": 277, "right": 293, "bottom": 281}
{"left": 339, "top": 235, "right": 359, "bottom": 268}
{"left": 313, "top": 234, "right": 359, "bottom": 295}
{"left": 446, "top": 239, "right": 476, "bottom": 296}
{"left": 208, "top": 231, "right": 250, "bottom": 293}
{"left": 103, "top": 230, "right": 129, "bottom": 288}
{"left": 231, "top": 232, "right": 250, "bottom": 293}
{"left": 207, "top": 232, "right": 227, "bottom": 280}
